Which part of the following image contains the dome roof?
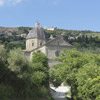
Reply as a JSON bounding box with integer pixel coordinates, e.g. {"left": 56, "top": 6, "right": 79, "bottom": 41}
{"left": 26, "top": 22, "right": 48, "bottom": 39}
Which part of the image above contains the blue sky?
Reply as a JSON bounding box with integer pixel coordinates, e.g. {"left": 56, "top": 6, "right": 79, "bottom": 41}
{"left": 0, "top": 0, "right": 100, "bottom": 31}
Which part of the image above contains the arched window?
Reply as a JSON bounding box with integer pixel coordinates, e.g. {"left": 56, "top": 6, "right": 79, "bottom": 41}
{"left": 40, "top": 43, "right": 42, "bottom": 46}
{"left": 55, "top": 51, "right": 60, "bottom": 57}
{"left": 32, "top": 40, "right": 34, "bottom": 47}
{"left": 32, "top": 43, "right": 34, "bottom": 46}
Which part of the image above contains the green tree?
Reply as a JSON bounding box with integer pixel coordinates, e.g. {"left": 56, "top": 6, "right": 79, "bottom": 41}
{"left": 0, "top": 48, "right": 8, "bottom": 82}
{"left": 76, "top": 64, "right": 100, "bottom": 100}
{"left": 0, "top": 48, "right": 52, "bottom": 100}
{"left": 7, "top": 48, "right": 29, "bottom": 78}
{"left": 30, "top": 50, "right": 49, "bottom": 87}
{"left": 50, "top": 49, "right": 100, "bottom": 100}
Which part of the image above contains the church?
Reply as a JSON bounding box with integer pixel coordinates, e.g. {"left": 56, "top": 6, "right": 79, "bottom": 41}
{"left": 23, "top": 22, "right": 72, "bottom": 66}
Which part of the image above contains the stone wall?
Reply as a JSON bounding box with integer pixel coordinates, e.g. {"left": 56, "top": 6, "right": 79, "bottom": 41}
{"left": 30, "top": 46, "right": 47, "bottom": 60}
{"left": 24, "top": 52, "right": 31, "bottom": 61}
{"left": 26, "top": 38, "right": 38, "bottom": 50}
{"left": 46, "top": 45, "right": 72, "bottom": 66}
{"left": 26, "top": 38, "right": 46, "bottom": 50}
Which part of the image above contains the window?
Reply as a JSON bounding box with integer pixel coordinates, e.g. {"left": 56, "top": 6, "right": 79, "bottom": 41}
{"left": 32, "top": 43, "right": 34, "bottom": 46}
{"left": 55, "top": 51, "right": 60, "bottom": 57}
{"left": 32, "top": 40, "right": 34, "bottom": 47}
{"left": 40, "top": 43, "right": 42, "bottom": 46}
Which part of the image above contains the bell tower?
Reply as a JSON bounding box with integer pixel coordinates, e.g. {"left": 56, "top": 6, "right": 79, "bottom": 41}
{"left": 26, "top": 22, "right": 48, "bottom": 50}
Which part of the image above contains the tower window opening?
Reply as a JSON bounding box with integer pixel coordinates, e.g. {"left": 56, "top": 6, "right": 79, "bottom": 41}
{"left": 40, "top": 43, "right": 42, "bottom": 46}
{"left": 32, "top": 43, "right": 34, "bottom": 46}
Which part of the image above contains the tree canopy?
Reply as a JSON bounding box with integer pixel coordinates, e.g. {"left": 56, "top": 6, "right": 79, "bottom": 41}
{"left": 50, "top": 49, "right": 100, "bottom": 100}
{"left": 0, "top": 48, "right": 51, "bottom": 100}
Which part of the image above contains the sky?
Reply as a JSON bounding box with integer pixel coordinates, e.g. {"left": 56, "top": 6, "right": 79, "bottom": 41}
{"left": 0, "top": 0, "right": 100, "bottom": 31}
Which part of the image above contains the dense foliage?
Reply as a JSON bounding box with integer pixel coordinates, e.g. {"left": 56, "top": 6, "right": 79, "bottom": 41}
{"left": 0, "top": 48, "right": 52, "bottom": 100}
{"left": 50, "top": 49, "right": 100, "bottom": 100}
{"left": 30, "top": 51, "right": 49, "bottom": 87}
{"left": 68, "top": 35, "right": 100, "bottom": 51}
{"left": 45, "top": 28, "right": 97, "bottom": 36}
{"left": 45, "top": 28, "right": 100, "bottom": 52}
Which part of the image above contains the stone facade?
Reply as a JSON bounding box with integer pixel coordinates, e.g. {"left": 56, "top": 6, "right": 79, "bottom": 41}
{"left": 26, "top": 38, "right": 46, "bottom": 50}
{"left": 24, "top": 36, "right": 72, "bottom": 66}
{"left": 23, "top": 22, "right": 72, "bottom": 66}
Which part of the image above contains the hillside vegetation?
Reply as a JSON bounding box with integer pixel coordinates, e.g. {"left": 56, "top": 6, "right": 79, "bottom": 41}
{"left": 0, "top": 48, "right": 53, "bottom": 100}
{"left": 0, "top": 27, "right": 100, "bottom": 100}
{"left": 0, "top": 26, "right": 100, "bottom": 52}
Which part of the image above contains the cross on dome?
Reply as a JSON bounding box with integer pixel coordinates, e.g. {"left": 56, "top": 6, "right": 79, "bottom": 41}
{"left": 35, "top": 21, "right": 40, "bottom": 27}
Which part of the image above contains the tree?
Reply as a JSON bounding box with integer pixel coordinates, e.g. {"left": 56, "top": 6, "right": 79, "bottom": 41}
{"left": 30, "top": 50, "right": 49, "bottom": 87}
{"left": 76, "top": 64, "right": 100, "bottom": 100}
{"left": 50, "top": 49, "right": 100, "bottom": 100}
{"left": 0, "top": 48, "right": 52, "bottom": 100}
{"left": 7, "top": 48, "right": 29, "bottom": 78}
{"left": 0, "top": 48, "right": 8, "bottom": 83}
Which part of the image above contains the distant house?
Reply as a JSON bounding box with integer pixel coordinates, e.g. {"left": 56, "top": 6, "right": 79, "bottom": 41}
{"left": 46, "top": 27, "right": 55, "bottom": 31}
{"left": 7, "top": 32, "right": 13, "bottom": 37}
{"left": 68, "top": 36, "right": 75, "bottom": 40}
{"left": 16, "top": 34, "right": 21, "bottom": 37}
{"left": 21, "top": 34, "right": 27, "bottom": 38}
{"left": 23, "top": 22, "right": 72, "bottom": 66}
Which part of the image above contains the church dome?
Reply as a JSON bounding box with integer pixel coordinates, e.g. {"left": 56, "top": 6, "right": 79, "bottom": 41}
{"left": 26, "top": 22, "right": 48, "bottom": 39}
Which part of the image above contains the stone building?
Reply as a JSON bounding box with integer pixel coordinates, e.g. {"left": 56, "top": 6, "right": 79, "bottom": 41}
{"left": 46, "top": 27, "right": 54, "bottom": 31}
{"left": 23, "top": 22, "right": 72, "bottom": 66}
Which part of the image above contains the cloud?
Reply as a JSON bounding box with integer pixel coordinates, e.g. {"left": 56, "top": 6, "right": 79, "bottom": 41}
{"left": 0, "top": 0, "right": 4, "bottom": 6}
{"left": 0, "top": 0, "right": 22, "bottom": 6}
{"left": 8, "top": 0, "right": 22, "bottom": 5}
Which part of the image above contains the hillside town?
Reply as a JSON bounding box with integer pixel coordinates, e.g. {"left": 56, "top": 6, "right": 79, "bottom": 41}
{"left": 0, "top": 21, "right": 100, "bottom": 100}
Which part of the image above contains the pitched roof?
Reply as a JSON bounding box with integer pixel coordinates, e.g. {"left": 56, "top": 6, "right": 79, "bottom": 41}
{"left": 23, "top": 35, "right": 72, "bottom": 53}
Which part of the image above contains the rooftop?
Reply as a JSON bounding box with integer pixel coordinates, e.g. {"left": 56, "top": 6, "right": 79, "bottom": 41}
{"left": 26, "top": 22, "right": 48, "bottom": 39}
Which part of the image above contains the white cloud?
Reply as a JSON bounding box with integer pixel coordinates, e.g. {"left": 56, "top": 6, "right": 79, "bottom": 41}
{"left": 7, "top": 0, "right": 22, "bottom": 5}
{"left": 0, "top": 0, "right": 4, "bottom": 6}
{"left": 0, "top": 0, "right": 22, "bottom": 6}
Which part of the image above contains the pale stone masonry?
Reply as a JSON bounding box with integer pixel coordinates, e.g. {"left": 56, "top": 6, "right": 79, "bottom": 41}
{"left": 23, "top": 22, "right": 72, "bottom": 66}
